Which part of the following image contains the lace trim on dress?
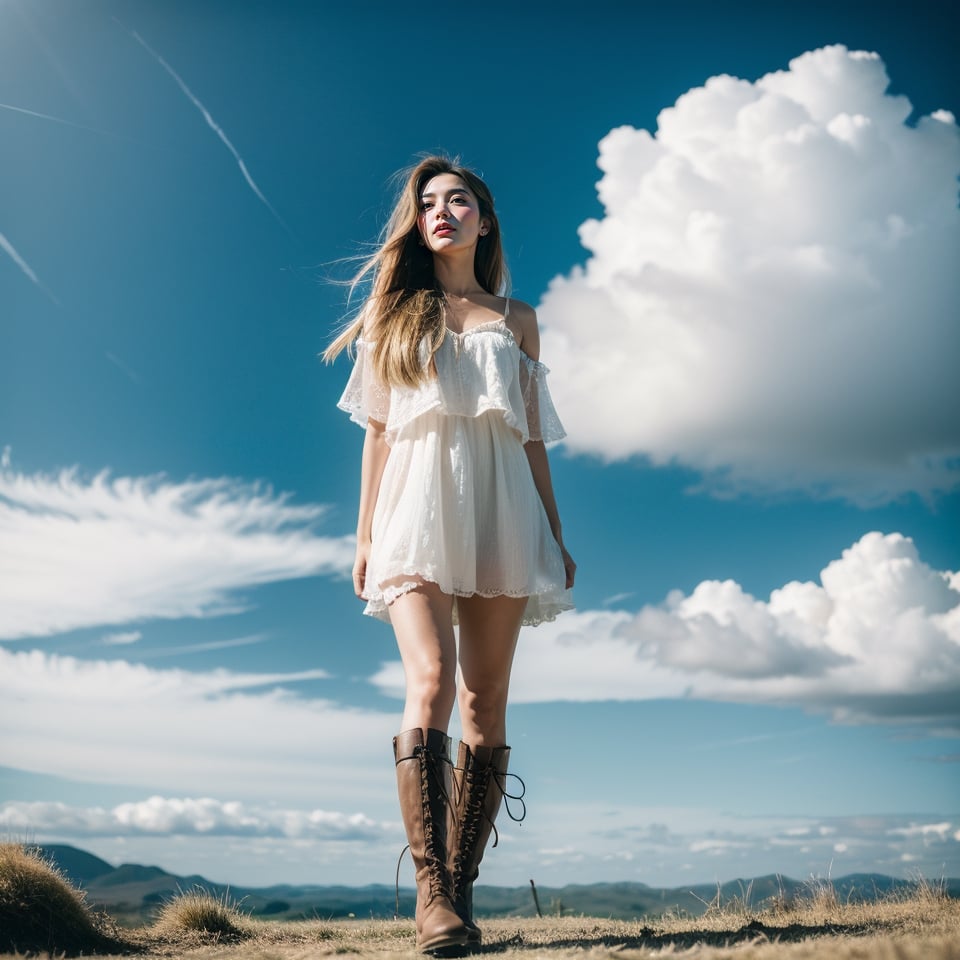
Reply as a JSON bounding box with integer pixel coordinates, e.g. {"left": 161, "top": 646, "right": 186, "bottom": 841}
{"left": 336, "top": 325, "right": 567, "bottom": 445}
{"left": 337, "top": 339, "right": 391, "bottom": 427}
{"left": 518, "top": 354, "right": 566, "bottom": 444}
{"left": 365, "top": 578, "right": 573, "bottom": 627}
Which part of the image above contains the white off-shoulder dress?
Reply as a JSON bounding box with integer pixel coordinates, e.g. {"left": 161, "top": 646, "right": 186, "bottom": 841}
{"left": 338, "top": 300, "right": 573, "bottom": 627}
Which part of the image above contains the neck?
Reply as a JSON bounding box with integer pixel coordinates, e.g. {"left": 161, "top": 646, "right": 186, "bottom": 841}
{"left": 433, "top": 255, "right": 484, "bottom": 298}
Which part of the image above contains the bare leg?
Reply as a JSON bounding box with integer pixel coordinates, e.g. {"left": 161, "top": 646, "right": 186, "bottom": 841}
{"left": 389, "top": 585, "right": 470, "bottom": 950}
{"left": 388, "top": 581, "right": 458, "bottom": 734}
{"left": 448, "top": 594, "right": 527, "bottom": 945}
{"left": 456, "top": 594, "right": 527, "bottom": 747}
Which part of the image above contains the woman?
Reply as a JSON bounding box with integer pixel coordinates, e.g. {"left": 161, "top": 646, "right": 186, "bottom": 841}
{"left": 326, "top": 156, "right": 575, "bottom": 955}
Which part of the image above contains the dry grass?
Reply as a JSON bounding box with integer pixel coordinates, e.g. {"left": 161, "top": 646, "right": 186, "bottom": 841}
{"left": 0, "top": 841, "right": 956, "bottom": 959}
{"left": 117, "top": 894, "right": 960, "bottom": 960}
{"left": 0, "top": 842, "right": 122, "bottom": 955}
{"left": 150, "top": 888, "right": 253, "bottom": 942}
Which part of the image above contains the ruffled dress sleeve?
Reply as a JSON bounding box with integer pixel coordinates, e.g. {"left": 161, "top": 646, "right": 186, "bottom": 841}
{"left": 337, "top": 339, "right": 391, "bottom": 427}
{"left": 518, "top": 352, "right": 566, "bottom": 443}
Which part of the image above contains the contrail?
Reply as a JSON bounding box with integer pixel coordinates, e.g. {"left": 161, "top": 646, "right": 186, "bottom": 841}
{"left": 105, "top": 351, "right": 142, "bottom": 384}
{"left": 121, "top": 23, "right": 293, "bottom": 236}
{"left": 11, "top": 0, "right": 90, "bottom": 111}
{"left": 0, "top": 101, "right": 128, "bottom": 140}
{"left": 0, "top": 230, "right": 59, "bottom": 305}
{"left": 0, "top": 101, "right": 99, "bottom": 132}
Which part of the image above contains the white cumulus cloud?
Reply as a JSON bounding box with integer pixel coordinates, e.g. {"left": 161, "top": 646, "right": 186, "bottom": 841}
{"left": 539, "top": 45, "right": 960, "bottom": 501}
{"left": 0, "top": 796, "right": 392, "bottom": 841}
{"left": 0, "top": 466, "right": 355, "bottom": 640}
{"left": 372, "top": 532, "right": 960, "bottom": 730}
{"left": 4, "top": 797, "right": 954, "bottom": 888}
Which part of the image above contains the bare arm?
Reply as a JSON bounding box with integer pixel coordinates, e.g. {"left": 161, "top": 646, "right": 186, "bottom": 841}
{"left": 353, "top": 417, "right": 390, "bottom": 599}
{"left": 524, "top": 440, "right": 575, "bottom": 589}
{"left": 516, "top": 302, "right": 576, "bottom": 590}
{"left": 524, "top": 440, "right": 563, "bottom": 542}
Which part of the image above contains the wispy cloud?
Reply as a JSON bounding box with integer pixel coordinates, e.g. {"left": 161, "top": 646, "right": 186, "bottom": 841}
{"left": 0, "top": 466, "right": 355, "bottom": 640}
{"left": 119, "top": 23, "right": 292, "bottom": 236}
{"left": 0, "top": 230, "right": 58, "bottom": 304}
{"left": 137, "top": 634, "right": 268, "bottom": 659}
{"left": 101, "top": 631, "right": 141, "bottom": 646}
{"left": 0, "top": 646, "right": 392, "bottom": 808}
{"left": 524, "top": 805, "right": 960, "bottom": 885}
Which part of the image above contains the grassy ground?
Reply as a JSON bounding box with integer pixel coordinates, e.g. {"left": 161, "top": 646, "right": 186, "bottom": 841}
{"left": 119, "top": 891, "right": 960, "bottom": 960}
{"left": 2, "top": 844, "right": 958, "bottom": 959}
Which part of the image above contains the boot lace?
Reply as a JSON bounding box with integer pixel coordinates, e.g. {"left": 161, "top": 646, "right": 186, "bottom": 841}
{"left": 394, "top": 744, "right": 456, "bottom": 919}
{"left": 452, "top": 764, "right": 527, "bottom": 896}
{"left": 493, "top": 769, "right": 527, "bottom": 833}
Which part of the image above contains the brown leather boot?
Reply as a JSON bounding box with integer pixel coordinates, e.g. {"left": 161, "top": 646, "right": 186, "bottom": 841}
{"left": 448, "top": 742, "right": 525, "bottom": 947}
{"left": 394, "top": 729, "right": 470, "bottom": 956}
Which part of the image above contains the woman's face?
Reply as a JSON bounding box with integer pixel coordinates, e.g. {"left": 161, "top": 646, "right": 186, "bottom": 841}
{"left": 418, "top": 173, "right": 489, "bottom": 254}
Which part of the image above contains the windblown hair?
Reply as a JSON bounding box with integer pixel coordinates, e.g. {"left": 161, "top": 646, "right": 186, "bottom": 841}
{"left": 324, "top": 156, "right": 508, "bottom": 389}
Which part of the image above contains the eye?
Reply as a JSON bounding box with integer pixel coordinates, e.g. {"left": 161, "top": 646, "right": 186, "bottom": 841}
{"left": 420, "top": 201, "right": 433, "bottom": 211}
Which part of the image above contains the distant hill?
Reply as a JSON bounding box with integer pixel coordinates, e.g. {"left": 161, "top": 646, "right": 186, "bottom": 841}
{"left": 33, "top": 844, "right": 960, "bottom": 927}
{"left": 38, "top": 844, "right": 115, "bottom": 887}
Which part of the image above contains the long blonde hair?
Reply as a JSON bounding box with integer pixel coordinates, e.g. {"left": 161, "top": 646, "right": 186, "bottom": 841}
{"left": 324, "top": 156, "right": 508, "bottom": 388}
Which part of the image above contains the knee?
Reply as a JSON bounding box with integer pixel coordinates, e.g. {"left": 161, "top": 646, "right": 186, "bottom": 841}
{"left": 406, "top": 660, "right": 456, "bottom": 710}
{"left": 458, "top": 680, "right": 509, "bottom": 729}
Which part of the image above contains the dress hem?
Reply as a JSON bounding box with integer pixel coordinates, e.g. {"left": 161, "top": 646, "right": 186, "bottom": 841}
{"left": 362, "top": 571, "right": 572, "bottom": 627}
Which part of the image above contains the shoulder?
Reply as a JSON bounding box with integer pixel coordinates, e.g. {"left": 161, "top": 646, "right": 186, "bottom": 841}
{"left": 505, "top": 298, "right": 540, "bottom": 359}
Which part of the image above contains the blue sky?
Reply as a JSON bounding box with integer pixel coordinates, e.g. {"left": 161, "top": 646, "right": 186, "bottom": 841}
{"left": 1, "top": 0, "right": 958, "bottom": 891}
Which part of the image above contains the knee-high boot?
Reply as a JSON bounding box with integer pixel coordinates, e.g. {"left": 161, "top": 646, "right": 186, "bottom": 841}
{"left": 448, "top": 742, "right": 523, "bottom": 947}
{"left": 394, "top": 729, "right": 470, "bottom": 955}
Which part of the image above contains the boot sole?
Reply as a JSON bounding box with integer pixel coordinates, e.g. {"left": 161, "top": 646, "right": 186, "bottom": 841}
{"left": 419, "top": 936, "right": 471, "bottom": 958}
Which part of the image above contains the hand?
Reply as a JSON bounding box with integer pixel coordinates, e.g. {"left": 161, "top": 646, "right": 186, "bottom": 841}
{"left": 561, "top": 545, "right": 576, "bottom": 590}
{"left": 352, "top": 542, "right": 371, "bottom": 600}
